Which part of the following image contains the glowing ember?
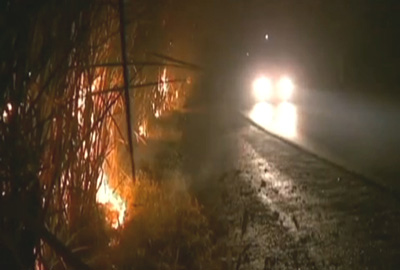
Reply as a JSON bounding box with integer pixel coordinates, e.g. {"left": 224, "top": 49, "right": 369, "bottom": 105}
{"left": 96, "top": 173, "right": 126, "bottom": 229}
{"left": 138, "top": 124, "right": 148, "bottom": 137}
{"left": 2, "top": 102, "right": 12, "bottom": 121}
{"left": 158, "top": 68, "right": 169, "bottom": 94}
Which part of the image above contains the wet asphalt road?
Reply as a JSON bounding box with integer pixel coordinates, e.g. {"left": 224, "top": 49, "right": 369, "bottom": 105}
{"left": 245, "top": 88, "right": 400, "bottom": 193}
{"left": 181, "top": 86, "right": 400, "bottom": 269}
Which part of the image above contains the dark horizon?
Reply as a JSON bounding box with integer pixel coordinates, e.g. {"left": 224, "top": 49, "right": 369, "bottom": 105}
{"left": 170, "top": 0, "right": 400, "bottom": 91}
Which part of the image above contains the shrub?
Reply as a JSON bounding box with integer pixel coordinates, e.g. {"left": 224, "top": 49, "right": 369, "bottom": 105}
{"left": 113, "top": 177, "right": 212, "bottom": 270}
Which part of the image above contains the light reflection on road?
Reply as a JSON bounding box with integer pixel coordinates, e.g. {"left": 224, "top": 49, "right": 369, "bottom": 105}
{"left": 249, "top": 101, "right": 298, "bottom": 139}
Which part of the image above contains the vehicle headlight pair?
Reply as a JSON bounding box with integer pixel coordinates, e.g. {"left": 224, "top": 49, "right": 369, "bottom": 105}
{"left": 252, "top": 76, "right": 294, "bottom": 102}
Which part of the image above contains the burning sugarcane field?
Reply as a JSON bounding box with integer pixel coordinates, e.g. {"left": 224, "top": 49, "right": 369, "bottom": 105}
{"left": 0, "top": 1, "right": 214, "bottom": 269}
{"left": 4, "top": 0, "right": 400, "bottom": 270}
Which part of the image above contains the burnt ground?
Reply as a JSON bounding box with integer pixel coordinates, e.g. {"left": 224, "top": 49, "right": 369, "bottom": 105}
{"left": 180, "top": 96, "right": 400, "bottom": 269}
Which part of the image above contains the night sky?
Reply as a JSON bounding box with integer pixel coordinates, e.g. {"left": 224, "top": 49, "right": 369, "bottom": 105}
{"left": 165, "top": 0, "right": 400, "bottom": 93}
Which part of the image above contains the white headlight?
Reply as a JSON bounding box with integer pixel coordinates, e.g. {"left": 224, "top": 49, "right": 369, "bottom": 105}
{"left": 252, "top": 76, "right": 272, "bottom": 101}
{"left": 277, "top": 76, "right": 294, "bottom": 101}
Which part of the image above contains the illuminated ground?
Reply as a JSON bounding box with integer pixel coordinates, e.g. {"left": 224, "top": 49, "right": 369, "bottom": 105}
{"left": 245, "top": 88, "right": 400, "bottom": 194}
{"left": 180, "top": 86, "right": 400, "bottom": 269}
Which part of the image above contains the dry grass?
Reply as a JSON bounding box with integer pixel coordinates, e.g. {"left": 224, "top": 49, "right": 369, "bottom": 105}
{"left": 113, "top": 175, "right": 212, "bottom": 270}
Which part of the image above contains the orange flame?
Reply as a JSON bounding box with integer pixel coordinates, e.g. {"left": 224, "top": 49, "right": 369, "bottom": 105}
{"left": 96, "top": 171, "right": 127, "bottom": 229}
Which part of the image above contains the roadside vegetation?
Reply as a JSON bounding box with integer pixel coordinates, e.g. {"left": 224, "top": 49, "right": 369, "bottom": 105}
{"left": 0, "top": 0, "right": 212, "bottom": 269}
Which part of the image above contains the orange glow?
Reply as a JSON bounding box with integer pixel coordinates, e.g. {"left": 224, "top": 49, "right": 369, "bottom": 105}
{"left": 159, "top": 68, "right": 169, "bottom": 94}
{"left": 139, "top": 123, "right": 148, "bottom": 137}
{"left": 81, "top": 72, "right": 128, "bottom": 229}
{"left": 96, "top": 172, "right": 127, "bottom": 229}
{"left": 2, "top": 102, "right": 12, "bottom": 121}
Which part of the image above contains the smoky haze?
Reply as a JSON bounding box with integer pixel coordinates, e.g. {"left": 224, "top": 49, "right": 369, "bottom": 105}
{"left": 167, "top": 0, "right": 400, "bottom": 191}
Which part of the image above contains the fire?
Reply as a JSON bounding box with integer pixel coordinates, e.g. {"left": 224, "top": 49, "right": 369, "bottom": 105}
{"left": 158, "top": 68, "right": 169, "bottom": 94}
{"left": 96, "top": 172, "right": 127, "bottom": 229}
{"left": 138, "top": 123, "right": 148, "bottom": 138}
{"left": 2, "top": 102, "right": 12, "bottom": 121}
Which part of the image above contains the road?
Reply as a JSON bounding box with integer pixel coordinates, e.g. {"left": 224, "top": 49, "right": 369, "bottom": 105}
{"left": 180, "top": 81, "right": 400, "bottom": 269}
{"left": 245, "top": 87, "right": 400, "bottom": 193}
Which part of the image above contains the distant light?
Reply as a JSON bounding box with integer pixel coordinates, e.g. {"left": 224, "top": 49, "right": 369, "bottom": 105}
{"left": 246, "top": 52, "right": 250, "bottom": 57}
{"left": 265, "top": 34, "right": 269, "bottom": 40}
{"left": 277, "top": 76, "right": 295, "bottom": 101}
{"left": 249, "top": 101, "right": 297, "bottom": 138}
{"left": 252, "top": 76, "right": 272, "bottom": 101}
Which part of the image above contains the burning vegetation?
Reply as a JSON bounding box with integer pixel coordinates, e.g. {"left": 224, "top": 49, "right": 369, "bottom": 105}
{"left": 0, "top": 0, "right": 210, "bottom": 269}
